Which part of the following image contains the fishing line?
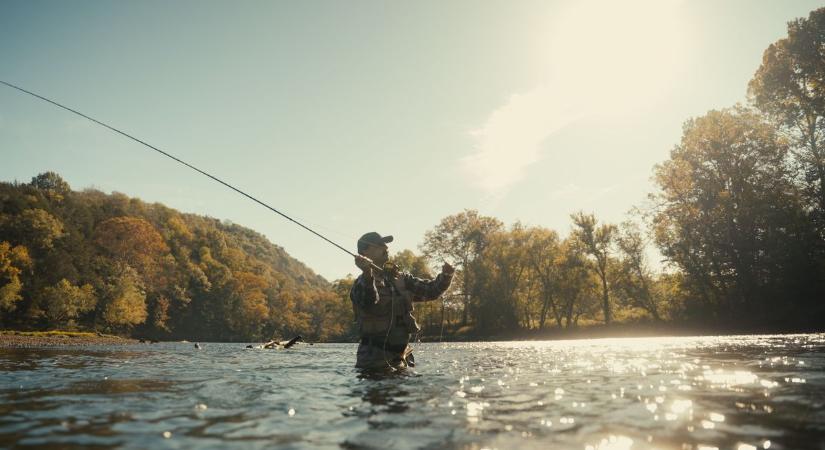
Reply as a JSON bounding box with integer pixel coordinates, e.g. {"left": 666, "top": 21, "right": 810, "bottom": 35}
{"left": 0, "top": 80, "right": 383, "bottom": 272}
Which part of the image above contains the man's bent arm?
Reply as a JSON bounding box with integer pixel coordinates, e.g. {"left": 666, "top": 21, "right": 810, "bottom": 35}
{"left": 403, "top": 272, "right": 453, "bottom": 302}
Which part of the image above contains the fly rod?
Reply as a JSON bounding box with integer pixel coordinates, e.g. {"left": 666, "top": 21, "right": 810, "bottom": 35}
{"left": 0, "top": 80, "right": 385, "bottom": 273}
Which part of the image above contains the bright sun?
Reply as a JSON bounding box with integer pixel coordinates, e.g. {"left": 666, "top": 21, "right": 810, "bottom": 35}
{"left": 548, "top": 0, "right": 689, "bottom": 113}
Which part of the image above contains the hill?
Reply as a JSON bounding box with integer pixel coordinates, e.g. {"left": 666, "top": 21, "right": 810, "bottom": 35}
{"left": 0, "top": 172, "right": 353, "bottom": 341}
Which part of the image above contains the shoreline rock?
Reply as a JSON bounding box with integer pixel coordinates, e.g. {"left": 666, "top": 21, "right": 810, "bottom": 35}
{"left": 0, "top": 331, "right": 138, "bottom": 348}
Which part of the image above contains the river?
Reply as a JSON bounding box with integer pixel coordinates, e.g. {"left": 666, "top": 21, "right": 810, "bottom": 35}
{"left": 1, "top": 334, "right": 824, "bottom": 449}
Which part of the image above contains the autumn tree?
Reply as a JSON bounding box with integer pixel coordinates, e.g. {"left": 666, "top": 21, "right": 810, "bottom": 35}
{"left": 94, "top": 216, "right": 170, "bottom": 285}
{"left": 39, "top": 279, "right": 96, "bottom": 327}
{"left": 102, "top": 265, "right": 148, "bottom": 330}
{"left": 225, "top": 271, "right": 270, "bottom": 339}
{"left": 300, "top": 289, "right": 354, "bottom": 341}
{"left": 0, "top": 242, "right": 31, "bottom": 315}
{"left": 7, "top": 209, "right": 65, "bottom": 252}
{"left": 330, "top": 277, "right": 359, "bottom": 339}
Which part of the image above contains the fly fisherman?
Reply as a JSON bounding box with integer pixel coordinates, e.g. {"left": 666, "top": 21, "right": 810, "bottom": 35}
{"left": 350, "top": 232, "right": 454, "bottom": 369}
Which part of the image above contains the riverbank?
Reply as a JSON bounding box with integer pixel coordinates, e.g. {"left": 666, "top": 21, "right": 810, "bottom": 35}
{"left": 0, "top": 330, "right": 138, "bottom": 348}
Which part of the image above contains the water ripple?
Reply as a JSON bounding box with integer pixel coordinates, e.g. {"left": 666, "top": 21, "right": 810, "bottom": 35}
{"left": 1, "top": 334, "right": 824, "bottom": 449}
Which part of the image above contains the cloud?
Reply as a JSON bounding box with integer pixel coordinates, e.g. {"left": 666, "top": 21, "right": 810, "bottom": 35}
{"left": 461, "top": 84, "right": 581, "bottom": 195}
{"left": 461, "top": 0, "right": 686, "bottom": 196}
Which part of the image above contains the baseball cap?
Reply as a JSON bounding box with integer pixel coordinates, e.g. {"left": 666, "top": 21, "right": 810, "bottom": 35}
{"left": 357, "top": 232, "right": 393, "bottom": 253}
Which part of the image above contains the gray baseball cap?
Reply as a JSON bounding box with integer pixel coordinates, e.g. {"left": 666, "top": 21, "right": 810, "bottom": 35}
{"left": 357, "top": 232, "right": 393, "bottom": 253}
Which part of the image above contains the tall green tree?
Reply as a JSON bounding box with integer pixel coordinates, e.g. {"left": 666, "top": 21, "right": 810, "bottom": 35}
{"left": 749, "top": 7, "right": 825, "bottom": 235}
{"left": 471, "top": 225, "right": 530, "bottom": 332}
{"left": 554, "top": 237, "right": 599, "bottom": 328}
{"left": 571, "top": 212, "right": 616, "bottom": 324}
{"left": 613, "top": 222, "right": 661, "bottom": 320}
{"left": 30, "top": 172, "right": 71, "bottom": 203}
{"left": 523, "top": 227, "right": 562, "bottom": 330}
{"left": 652, "top": 107, "right": 813, "bottom": 323}
{"left": 421, "top": 209, "right": 503, "bottom": 326}
{"left": 392, "top": 249, "right": 433, "bottom": 278}
{"left": 391, "top": 249, "right": 445, "bottom": 332}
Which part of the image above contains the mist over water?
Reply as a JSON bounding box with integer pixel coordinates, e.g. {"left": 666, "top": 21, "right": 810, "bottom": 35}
{"left": 1, "top": 334, "right": 824, "bottom": 449}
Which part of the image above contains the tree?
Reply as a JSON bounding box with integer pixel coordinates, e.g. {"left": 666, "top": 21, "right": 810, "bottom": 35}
{"left": 391, "top": 249, "right": 433, "bottom": 278}
{"left": 571, "top": 212, "right": 616, "bottom": 324}
{"left": 301, "top": 289, "right": 354, "bottom": 341}
{"left": 0, "top": 242, "right": 31, "bottom": 313}
{"left": 471, "top": 224, "right": 530, "bottom": 332}
{"left": 102, "top": 265, "right": 148, "bottom": 330}
{"left": 554, "top": 238, "right": 599, "bottom": 328}
{"left": 523, "top": 227, "right": 562, "bottom": 329}
{"left": 651, "top": 107, "right": 812, "bottom": 323}
{"left": 30, "top": 172, "right": 71, "bottom": 202}
{"left": 225, "top": 271, "right": 270, "bottom": 339}
{"left": 421, "top": 210, "right": 503, "bottom": 325}
{"left": 392, "top": 249, "right": 447, "bottom": 332}
{"left": 40, "top": 279, "right": 96, "bottom": 327}
{"left": 331, "top": 275, "right": 357, "bottom": 338}
{"left": 749, "top": 8, "right": 825, "bottom": 234}
{"left": 94, "top": 216, "right": 170, "bottom": 286}
{"left": 614, "top": 222, "right": 661, "bottom": 320}
{"left": 150, "top": 295, "right": 171, "bottom": 332}
{"left": 9, "top": 209, "right": 65, "bottom": 251}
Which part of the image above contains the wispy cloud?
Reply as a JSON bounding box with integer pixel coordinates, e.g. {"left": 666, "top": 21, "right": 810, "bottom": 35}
{"left": 461, "top": 84, "right": 580, "bottom": 195}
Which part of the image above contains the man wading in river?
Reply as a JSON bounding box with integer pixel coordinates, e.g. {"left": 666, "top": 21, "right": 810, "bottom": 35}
{"left": 350, "top": 232, "right": 454, "bottom": 369}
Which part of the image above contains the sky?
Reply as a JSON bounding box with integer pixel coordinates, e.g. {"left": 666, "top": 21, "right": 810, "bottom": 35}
{"left": 1, "top": 0, "right": 821, "bottom": 281}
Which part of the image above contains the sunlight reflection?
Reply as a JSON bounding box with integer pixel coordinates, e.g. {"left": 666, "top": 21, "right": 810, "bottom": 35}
{"left": 585, "top": 435, "right": 634, "bottom": 450}
{"left": 700, "top": 370, "right": 758, "bottom": 387}
{"left": 670, "top": 399, "right": 692, "bottom": 414}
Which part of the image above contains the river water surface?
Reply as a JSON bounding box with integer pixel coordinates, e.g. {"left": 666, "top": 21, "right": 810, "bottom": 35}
{"left": 1, "top": 334, "right": 824, "bottom": 450}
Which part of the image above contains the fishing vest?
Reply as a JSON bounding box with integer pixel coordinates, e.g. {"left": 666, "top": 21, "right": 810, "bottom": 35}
{"left": 356, "top": 274, "right": 421, "bottom": 337}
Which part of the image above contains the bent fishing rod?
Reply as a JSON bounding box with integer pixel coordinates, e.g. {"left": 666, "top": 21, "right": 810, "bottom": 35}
{"left": 0, "top": 80, "right": 386, "bottom": 273}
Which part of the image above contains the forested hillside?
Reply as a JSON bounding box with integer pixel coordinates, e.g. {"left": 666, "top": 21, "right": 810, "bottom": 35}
{"left": 0, "top": 173, "right": 353, "bottom": 341}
